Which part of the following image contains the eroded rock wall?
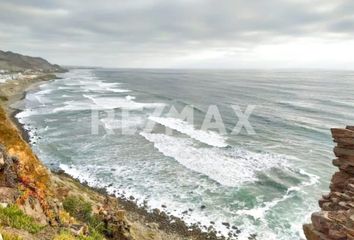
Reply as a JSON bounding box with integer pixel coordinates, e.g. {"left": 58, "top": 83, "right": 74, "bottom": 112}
{"left": 304, "top": 126, "right": 354, "bottom": 240}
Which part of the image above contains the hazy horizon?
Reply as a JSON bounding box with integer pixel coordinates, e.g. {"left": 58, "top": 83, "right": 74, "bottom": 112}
{"left": 1, "top": 0, "right": 354, "bottom": 69}
{"left": 61, "top": 66, "right": 354, "bottom": 71}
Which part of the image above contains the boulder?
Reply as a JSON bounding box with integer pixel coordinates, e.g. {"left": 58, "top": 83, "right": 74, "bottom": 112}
{"left": 328, "top": 229, "right": 347, "bottom": 239}
{"left": 330, "top": 171, "right": 352, "bottom": 191}
{"left": 311, "top": 212, "right": 331, "bottom": 234}
{"left": 303, "top": 224, "right": 331, "bottom": 240}
{"left": 0, "top": 145, "right": 19, "bottom": 188}
{"left": 0, "top": 187, "right": 19, "bottom": 204}
{"left": 20, "top": 196, "right": 47, "bottom": 226}
{"left": 70, "top": 224, "right": 89, "bottom": 236}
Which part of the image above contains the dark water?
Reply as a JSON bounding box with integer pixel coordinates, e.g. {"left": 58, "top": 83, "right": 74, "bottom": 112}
{"left": 17, "top": 69, "right": 354, "bottom": 239}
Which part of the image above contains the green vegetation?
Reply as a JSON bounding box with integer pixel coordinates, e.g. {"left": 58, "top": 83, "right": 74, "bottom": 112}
{"left": 0, "top": 201, "right": 105, "bottom": 240}
{"left": 53, "top": 231, "right": 76, "bottom": 240}
{"left": 0, "top": 95, "right": 8, "bottom": 102}
{"left": 0, "top": 205, "right": 43, "bottom": 234}
{"left": 62, "top": 196, "right": 106, "bottom": 239}
{"left": 63, "top": 196, "right": 92, "bottom": 222}
{"left": 0, "top": 231, "right": 23, "bottom": 240}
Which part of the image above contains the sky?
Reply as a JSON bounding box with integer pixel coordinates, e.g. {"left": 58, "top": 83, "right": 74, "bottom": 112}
{"left": 1, "top": 0, "right": 354, "bottom": 69}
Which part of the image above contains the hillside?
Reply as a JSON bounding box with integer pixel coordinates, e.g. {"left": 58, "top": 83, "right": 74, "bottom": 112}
{"left": 0, "top": 50, "right": 66, "bottom": 73}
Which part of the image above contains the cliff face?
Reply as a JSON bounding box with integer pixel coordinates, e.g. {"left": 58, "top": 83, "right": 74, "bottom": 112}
{"left": 0, "top": 50, "right": 66, "bottom": 72}
{"left": 0, "top": 106, "right": 50, "bottom": 209}
{"left": 304, "top": 126, "right": 354, "bottom": 240}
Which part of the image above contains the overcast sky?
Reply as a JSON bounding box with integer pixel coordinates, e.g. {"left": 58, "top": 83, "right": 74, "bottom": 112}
{"left": 1, "top": 0, "right": 354, "bottom": 69}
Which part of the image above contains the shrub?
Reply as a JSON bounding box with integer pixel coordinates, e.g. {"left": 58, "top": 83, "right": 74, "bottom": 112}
{"left": 0, "top": 205, "right": 42, "bottom": 234}
{"left": 62, "top": 196, "right": 106, "bottom": 240}
{"left": 63, "top": 196, "right": 92, "bottom": 222}
{"left": 59, "top": 210, "right": 76, "bottom": 225}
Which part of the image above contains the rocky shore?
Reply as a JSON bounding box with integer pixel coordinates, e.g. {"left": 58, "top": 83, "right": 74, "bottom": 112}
{"left": 0, "top": 74, "right": 229, "bottom": 239}
{"left": 304, "top": 127, "right": 354, "bottom": 240}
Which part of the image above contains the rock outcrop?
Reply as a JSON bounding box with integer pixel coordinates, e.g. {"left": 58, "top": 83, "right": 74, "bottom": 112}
{"left": 304, "top": 126, "right": 354, "bottom": 240}
{"left": 0, "top": 145, "right": 19, "bottom": 188}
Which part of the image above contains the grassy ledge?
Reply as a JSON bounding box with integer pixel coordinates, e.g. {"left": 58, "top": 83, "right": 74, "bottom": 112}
{"left": 0, "top": 205, "right": 43, "bottom": 234}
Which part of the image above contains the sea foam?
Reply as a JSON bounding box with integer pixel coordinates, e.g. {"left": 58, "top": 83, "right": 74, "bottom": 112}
{"left": 53, "top": 95, "right": 165, "bottom": 112}
{"left": 140, "top": 132, "right": 287, "bottom": 187}
{"left": 148, "top": 116, "right": 228, "bottom": 147}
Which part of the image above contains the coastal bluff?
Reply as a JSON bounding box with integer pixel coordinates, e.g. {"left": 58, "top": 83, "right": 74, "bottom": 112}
{"left": 304, "top": 126, "right": 354, "bottom": 240}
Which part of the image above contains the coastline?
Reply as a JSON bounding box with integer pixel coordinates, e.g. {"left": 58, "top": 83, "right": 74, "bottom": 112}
{"left": 0, "top": 73, "right": 230, "bottom": 240}
{"left": 1, "top": 74, "right": 58, "bottom": 143}
{"left": 53, "top": 170, "right": 226, "bottom": 240}
{"left": 10, "top": 108, "right": 30, "bottom": 143}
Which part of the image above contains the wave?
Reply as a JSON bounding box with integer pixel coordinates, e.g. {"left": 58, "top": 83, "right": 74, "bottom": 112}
{"left": 36, "top": 88, "right": 54, "bottom": 95}
{"left": 81, "top": 83, "right": 130, "bottom": 93}
{"left": 52, "top": 95, "right": 165, "bottom": 112}
{"left": 237, "top": 169, "right": 319, "bottom": 220}
{"left": 235, "top": 168, "right": 319, "bottom": 240}
{"left": 125, "top": 95, "right": 136, "bottom": 100}
{"left": 77, "top": 79, "right": 131, "bottom": 93}
{"left": 58, "top": 163, "right": 232, "bottom": 238}
{"left": 148, "top": 116, "right": 228, "bottom": 147}
{"left": 279, "top": 100, "right": 354, "bottom": 120}
{"left": 140, "top": 132, "right": 287, "bottom": 187}
{"left": 101, "top": 117, "right": 144, "bottom": 130}
{"left": 84, "top": 95, "right": 165, "bottom": 110}
{"left": 59, "top": 70, "right": 129, "bottom": 94}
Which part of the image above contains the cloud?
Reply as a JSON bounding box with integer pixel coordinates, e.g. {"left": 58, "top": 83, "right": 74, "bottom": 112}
{"left": 0, "top": 0, "right": 353, "bottom": 68}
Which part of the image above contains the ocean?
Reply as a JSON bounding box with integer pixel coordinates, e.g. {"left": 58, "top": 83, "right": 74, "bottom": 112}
{"left": 16, "top": 69, "right": 354, "bottom": 239}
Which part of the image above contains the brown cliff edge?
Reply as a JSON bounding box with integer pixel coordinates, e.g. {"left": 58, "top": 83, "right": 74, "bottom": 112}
{"left": 304, "top": 126, "right": 354, "bottom": 240}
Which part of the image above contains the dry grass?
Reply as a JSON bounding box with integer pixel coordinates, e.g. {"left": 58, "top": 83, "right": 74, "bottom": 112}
{"left": 0, "top": 231, "right": 23, "bottom": 240}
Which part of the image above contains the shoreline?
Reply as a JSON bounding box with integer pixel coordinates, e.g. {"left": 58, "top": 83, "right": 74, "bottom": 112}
{"left": 10, "top": 108, "right": 30, "bottom": 143}
{"left": 1, "top": 73, "right": 232, "bottom": 239}
{"left": 1, "top": 74, "right": 58, "bottom": 143}
{"left": 53, "top": 170, "right": 228, "bottom": 240}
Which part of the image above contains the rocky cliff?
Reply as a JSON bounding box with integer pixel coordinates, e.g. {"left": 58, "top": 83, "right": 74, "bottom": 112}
{"left": 304, "top": 126, "right": 354, "bottom": 240}
{"left": 0, "top": 50, "right": 66, "bottom": 72}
